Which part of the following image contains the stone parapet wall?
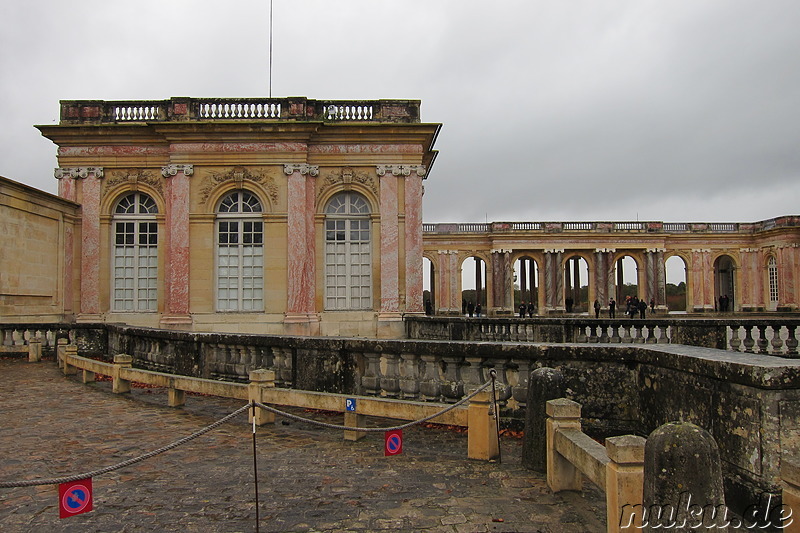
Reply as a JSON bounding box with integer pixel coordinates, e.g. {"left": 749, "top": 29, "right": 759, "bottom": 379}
{"left": 6, "top": 321, "right": 799, "bottom": 513}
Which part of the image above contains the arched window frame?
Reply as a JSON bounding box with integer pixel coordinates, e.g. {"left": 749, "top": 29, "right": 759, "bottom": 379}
{"left": 215, "top": 190, "right": 264, "bottom": 312}
{"left": 324, "top": 191, "right": 372, "bottom": 310}
{"left": 768, "top": 255, "right": 779, "bottom": 307}
{"left": 111, "top": 192, "right": 159, "bottom": 312}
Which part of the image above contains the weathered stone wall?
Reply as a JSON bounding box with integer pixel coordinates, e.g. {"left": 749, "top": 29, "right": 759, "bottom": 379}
{"left": 0, "top": 177, "right": 79, "bottom": 322}
{"left": 9, "top": 321, "right": 799, "bottom": 516}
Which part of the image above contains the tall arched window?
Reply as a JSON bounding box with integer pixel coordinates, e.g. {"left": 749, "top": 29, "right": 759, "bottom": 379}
{"left": 325, "top": 192, "right": 371, "bottom": 310}
{"left": 216, "top": 191, "right": 264, "bottom": 311}
{"left": 768, "top": 256, "right": 779, "bottom": 308}
{"left": 112, "top": 192, "right": 158, "bottom": 312}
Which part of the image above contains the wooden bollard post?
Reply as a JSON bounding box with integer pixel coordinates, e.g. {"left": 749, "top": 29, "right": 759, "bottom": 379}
{"left": 112, "top": 354, "right": 133, "bottom": 394}
{"left": 606, "top": 434, "right": 646, "bottom": 532}
{"left": 545, "top": 398, "right": 582, "bottom": 492}
{"left": 248, "top": 369, "right": 276, "bottom": 426}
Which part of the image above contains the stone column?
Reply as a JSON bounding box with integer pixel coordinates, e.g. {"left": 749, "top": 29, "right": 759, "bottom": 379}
{"left": 56, "top": 167, "right": 104, "bottom": 321}
{"left": 161, "top": 164, "right": 193, "bottom": 327}
{"left": 656, "top": 249, "right": 667, "bottom": 310}
{"left": 283, "top": 164, "right": 320, "bottom": 335}
{"left": 739, "top": 248, "right": 757, "bottom": 311}
{"left": 594, "top": 249, "right": 609, "bottom": 305}
{"left": 403, "top": 166, "right": 426, "bottom": 314}
{"left": 376, "top": 165, "right": 400, "bottom": 318}
{"left": 543, "top": 250, "right": 564, "bottom": 312}
{"left": 490, "top": 249, "right": 513, "bottom": 315}
{"left": 691, "top": 249, "right": 713, "bottom": 312}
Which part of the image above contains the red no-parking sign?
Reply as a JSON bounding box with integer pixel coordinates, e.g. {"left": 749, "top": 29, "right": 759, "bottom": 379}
{"left": 384, "top": 430, "right": 403, "bottom": 456}
{"left": 59, "top": 478, "right": 93, "bottom": 518}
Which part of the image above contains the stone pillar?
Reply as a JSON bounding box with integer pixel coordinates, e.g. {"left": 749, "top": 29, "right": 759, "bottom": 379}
{"left": 436, "top": 250, "right": 451, "bottom": 314}
{"left": 544, "top": 250, "right": 564, "bottom": 312}
{"left": 57, "top": 168, "right": 104, "bottom": 321}
{"left": 376, "top": 165, "right": 400, "bottom": 317}
{"left": 467, "top": 387, "right": 500, "bottom": 461}
{"left": 643, "top": 422, "right": 728, "bottom": 531}
{"left": 283, "top": 164, "right": 320, "bottom": 335}
{"left": 404, "top": 166, "right": 426, "bottom": 314}
{"left": 161, "top": 164, "right": 193, "bottom": 327}
{"left": 545, "top": 398, "right": 582, "bottom": 491}
{"left": 781, "top": 459, "right": 800, "bottom": 532}
{"left": 691, "top": 249, "right": 713, "bottom": 312}
{"left": 490, "top": 249, "right": 513, "bottom": 315}
{"left": 55, "top": 169, "right": 78, "bottom": 315}
{"left": 112, "top": 354, "right": 133, "bottom": 394}
{"left": 594, "top": 250, "right": 607, "bottom": 307}
{"left": 779, "top": 245, "right": 798, "bottom": 310}
{"left": 739, "top": 248, "right": 757, "bottom": 311}
{"left": 522, "top": 367, "right": 564, "bottom": 472}
{"left": 248, "top": 369, "right": 277, "bottom": 426}
{"left": 656, "top": 249, "right": 667, "bottom": 311}
{"left": 606, "top": 435, "right": 646, "bottom": 533}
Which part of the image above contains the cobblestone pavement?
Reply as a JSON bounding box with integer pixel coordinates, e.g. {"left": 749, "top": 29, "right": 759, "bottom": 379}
{"left": 0, "top": 358, "right": 606, "bottom": 532}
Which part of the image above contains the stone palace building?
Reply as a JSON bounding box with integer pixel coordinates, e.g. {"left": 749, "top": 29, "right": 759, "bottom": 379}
{"left": 1, "top": 96, "right": 798, "bottom": 337}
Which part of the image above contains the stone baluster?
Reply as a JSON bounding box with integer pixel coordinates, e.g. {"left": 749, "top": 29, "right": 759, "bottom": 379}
{"left": 441, "top": 355, "right": 463, "bottom": 403}
{"left": 620, "top": 324, "right": 633, "bottom": 343}
{"left": 598, "top": 324, "right": 610, "bottom": 343}
{"left": 511, "top": 359, "right": 530, "bottom": 408}
{"left": 742, "top": 326, "right": 755, "bottom": 353}
{"left": 588, "top": 324, "right": 599, "bottom": 343}
{"left": 272, "top": 348, "right": 285, "bottom": 386}
{"left": 419, "top": 354, "right": 442, "bottom": 401}
{"left": 488, "top": 359, "right": 512, "bottom": 403}
{"left": 279, "top": 348, "right": 293, "bottom": 387}
{"left": 576, "top": 325, "right": 588, "bottom": 343}
{"left": 786, "top": 326, "right": 799, "bottom": 357}
{"left": 609, "top": 324, "right": 622, "bottom": 343}
{"left": 2, "top": 328, "right": 12, "bottom": 346}
{"left": 462, "top": 356, "right": 484, "bottom": 391}
{"left": 756, "top": 325, "right": 769, "bottom": 354}
{"left": 380, "top": 352, "right": 401, "bottom": 398}
{"left": 361, "top": 352, "right": 382, "bottom": 396}
{"left": 770, "top": 325, "right": 785, "bottom": 356}
{"left": 729, "top": 326, "right": 742, "bottom": 351}
{"left": 399, "top": 353, "right": 421, "bottom": 400}
{"left": 644, "top": 325, "right": 657, "bottom": 344}
{"left": 13, "top": 329, "right": 24, "bottom": 346}
{"left": 633, "top": 324, "right": 645, "bottom": 344}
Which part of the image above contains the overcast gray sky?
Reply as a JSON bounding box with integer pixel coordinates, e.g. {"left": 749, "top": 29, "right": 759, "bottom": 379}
{"left": 2, "top": 0, "right": 799, "bottom": 224}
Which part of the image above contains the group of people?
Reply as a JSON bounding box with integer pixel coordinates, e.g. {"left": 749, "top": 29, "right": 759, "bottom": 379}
{"left": 592, "top": 296, "right": 655, "bottom": 319}
{"left": 518, "top": 302, "right": 536, "bottom": 318}
{"left": 462, "top": 300, "right": 482, "bottom": 317}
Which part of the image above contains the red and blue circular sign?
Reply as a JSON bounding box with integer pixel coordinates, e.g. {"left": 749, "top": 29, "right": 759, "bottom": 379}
{"left": 384, "top": 430, "right": 403, "bottom": 456}
{"left": 59, "top": 478, "right": 93, "bottom": 518}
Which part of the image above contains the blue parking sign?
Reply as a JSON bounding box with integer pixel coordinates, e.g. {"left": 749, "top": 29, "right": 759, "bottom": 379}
{"left": 345, "top": 398, "right": 356, "bottom": 412}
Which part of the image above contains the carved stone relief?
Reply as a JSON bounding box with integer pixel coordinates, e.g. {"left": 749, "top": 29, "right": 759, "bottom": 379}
{"left": 316, "top": 167, "right": 377, "bottom": 201}
{"left": 103, "top": 169, "right": 162, "bottom": 196}
{"left": 198, "top": 166, "right": 279, "bottom": 205}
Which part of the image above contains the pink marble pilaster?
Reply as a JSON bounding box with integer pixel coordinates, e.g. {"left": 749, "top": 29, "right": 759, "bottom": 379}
{"left": 55, "top": 168, "right": 78, "bottom": 202}
{"left": 64, "top": 222, "right": 74, "bottom": 315}
{"left": 738, "top": 249, "right": 754, "bottom": 308}
{"left": 162, "top": 164, "right": 193, "bottom": 322}
{"left": 702, "top": 251, "right": 715, "bottom": 310}
{"left": 284, "top": 164, "right": 318, "bottom": 318}
{"left": 436, "top": 251, "right": 451, "bottom": 314}
{"left": 690, "top": 250, "right": 704, "bottom": 311}
{"left": 378, "top": 168, "right": 400, "bottom": 313}
{"left": 449, "top": 251, "right": 460, "bottom": 312}
{"left": 79, "top": 168, "right": 104, "bottom": 317}
{"left": 404, "top": 171, "right": 425, "bottom": 313}
{"left": 781, "top": 247, "right": 797, "bottom": 306}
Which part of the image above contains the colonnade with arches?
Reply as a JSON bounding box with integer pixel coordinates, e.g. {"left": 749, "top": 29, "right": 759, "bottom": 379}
{"left": 423, "top": 244, "right": 799, "bottom": 316}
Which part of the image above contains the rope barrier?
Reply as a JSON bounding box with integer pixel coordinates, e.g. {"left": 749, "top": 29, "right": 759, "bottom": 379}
{"left": 0, "top": 404, "right": 251, "bottom": 488}
{"left": 0, "top": 379, "right": 495, "bottom": 489}
{"left": 252, "top": 379, "right": 493, "bottom": 433}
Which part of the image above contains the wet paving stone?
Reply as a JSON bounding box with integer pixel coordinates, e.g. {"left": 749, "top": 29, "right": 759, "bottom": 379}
{"left": 0, "top": 358, "right": 606, "bottom": 532}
